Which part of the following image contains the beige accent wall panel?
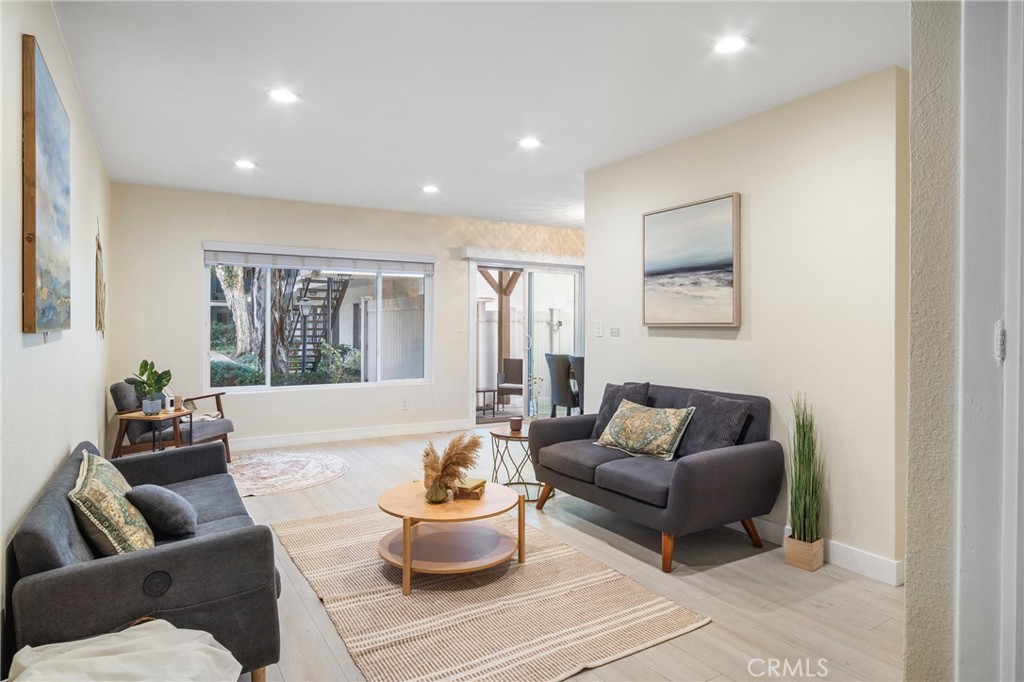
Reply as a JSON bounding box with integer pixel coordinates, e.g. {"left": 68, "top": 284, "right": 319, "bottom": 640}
{"left": 905, "top": 2, "right": 961, "bottom": 680}
{"left": 107, "top": 185, "right": 582, "bottom": 446}
{"left": 1, "top": 2, "right": 111, "bottom": 590}
{"left": 584, "top": 68, "right": 908, "bottom": 563}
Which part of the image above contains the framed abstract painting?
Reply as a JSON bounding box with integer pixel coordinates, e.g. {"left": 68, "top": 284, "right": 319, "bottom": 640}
{"left": 643, "top": 193, "right": 740, "bottom": 328}
{"left": 22, "top": 34, "right": 71, "bottom": 333}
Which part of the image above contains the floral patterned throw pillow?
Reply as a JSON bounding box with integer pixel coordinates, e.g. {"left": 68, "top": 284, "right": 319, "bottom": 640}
{"left": 596, "top": 400, "right": 696, "bottom": 460}
{"left": 68, "top": 452, "right": 154, "bottom": 556}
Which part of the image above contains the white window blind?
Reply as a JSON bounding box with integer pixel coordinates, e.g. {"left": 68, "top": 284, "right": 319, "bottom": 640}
{"left": 203, "top": 243, "right": 434, "bottom": 275}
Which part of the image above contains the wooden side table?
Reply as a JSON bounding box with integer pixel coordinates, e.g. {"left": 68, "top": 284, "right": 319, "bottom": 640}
{"left": 475, "top": 388, "right": 497, "bottom": 418}
{"left": 113, "top": 408, "right": 194, "bottom": 458}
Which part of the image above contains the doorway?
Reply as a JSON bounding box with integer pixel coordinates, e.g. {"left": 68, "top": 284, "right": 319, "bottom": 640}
{"left": 473, "top": 264, "right": 583, "bottom": 425}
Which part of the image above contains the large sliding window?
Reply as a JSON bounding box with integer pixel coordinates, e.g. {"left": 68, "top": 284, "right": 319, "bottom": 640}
{"left": 205, "top": 244, "right": 432, "bottom": 389}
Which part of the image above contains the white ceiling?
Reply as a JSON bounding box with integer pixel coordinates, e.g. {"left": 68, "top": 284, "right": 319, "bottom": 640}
{"left": 54, "top": 2, "right": 909, "bottom": 229}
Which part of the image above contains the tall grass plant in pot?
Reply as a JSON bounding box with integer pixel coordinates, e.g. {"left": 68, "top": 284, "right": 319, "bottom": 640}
{"left": 784, "top": 394, "right": 825, "bottom": 571}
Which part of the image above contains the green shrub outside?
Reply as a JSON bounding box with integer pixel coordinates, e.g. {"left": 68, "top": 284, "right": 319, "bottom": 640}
{"left": 210, "top": 321, "right": 237, "bottom": 354}
{"left": 319, "top": 342, "right": 362, "bottom": 383}
{"left": 210, "top": 360, "right": 263, "bottom": 387}
{"left": 272, "top": 343, "right": 362, "bottom": 386}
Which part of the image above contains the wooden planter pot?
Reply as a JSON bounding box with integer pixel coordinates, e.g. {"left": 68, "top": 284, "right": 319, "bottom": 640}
{"left": 784, "top": 536, "right": 824, "bottom": 572}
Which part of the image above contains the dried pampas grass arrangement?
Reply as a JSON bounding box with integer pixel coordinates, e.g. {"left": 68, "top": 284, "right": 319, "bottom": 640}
{"left": 422, "top": 433, "right": 482, "bottom": 492}
{"left": 422, "top": 442, "right": 441, "bottom": 489}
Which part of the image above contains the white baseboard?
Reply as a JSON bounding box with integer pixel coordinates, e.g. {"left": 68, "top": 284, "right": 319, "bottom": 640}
{"left": 727, "top": 519, "right": 905, "bottom": 586}
{"left": 824, "top": 537, "right": 905, "bottom": 586}
{"left": 726, "top": 517, "right": 787, "bottom": 545}
{"left": 232, "top": 419, "right": 474, "bottom": 452}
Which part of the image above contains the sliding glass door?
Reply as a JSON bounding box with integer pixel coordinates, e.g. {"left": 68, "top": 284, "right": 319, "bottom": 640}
{"left": 525, "top": 269, "right": 583, "bottom": 418}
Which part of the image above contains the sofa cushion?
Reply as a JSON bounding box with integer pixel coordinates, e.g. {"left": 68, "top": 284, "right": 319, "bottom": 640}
{"left": 678, "top": 390, "right": 753, "bottom": 456}
{"left": 592, "top": 383, "right": 651, "bottom": 439}
{"left": 130, "top": 419, "right": 234, "bottom": 446}
{"left": 165, "top": 474, "right": 248, "bottom": 523}
{"left": 645, "top": 385, "right": 769, "bottom": 444}
{"left": 153, "top": 515, "right": 254, "bottom": 545}
{"left": 594, "top": 457, "right": 675, "bottom": 507}
{"left": 196, "top": 515, "right": 255, "bottom": 536}
{"left": 596, "top": 401, "right": 695, "bottom": 459}
{"left": 67, "top": 453, "right": 155, "bottom": 556}
{"left": 539, "top": 440, "right": 629, "bottom": 483}
{"left": 126, "top": 484, "right": 198, "bottom": 536}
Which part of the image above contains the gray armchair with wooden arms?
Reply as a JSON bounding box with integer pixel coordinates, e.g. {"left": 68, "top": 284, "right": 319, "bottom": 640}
{"left": 110, "top": 383, "right": 235, "bottom": 461}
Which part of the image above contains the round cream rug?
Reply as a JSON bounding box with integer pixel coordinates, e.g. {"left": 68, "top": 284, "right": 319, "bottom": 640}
{"left": 228, "top": 451, "right": 350, "bottom": 496}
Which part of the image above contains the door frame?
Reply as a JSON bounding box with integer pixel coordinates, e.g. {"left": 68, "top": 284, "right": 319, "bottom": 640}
{"left": 466, "top": 259, "right": 585, "bottom": 423}
{"left": 957, "top": 1, "right": 1024, "bottom": 678}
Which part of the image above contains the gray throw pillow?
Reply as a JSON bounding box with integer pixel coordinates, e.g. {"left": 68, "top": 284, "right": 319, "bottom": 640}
{"left": 125, "top": 484, "right": 198, "bottom": 537}
{"left": 677, "top": 390, "right": 752, "bottom": 456}
{"left": 592, "top": 382, "right": 651, "bottom": 439}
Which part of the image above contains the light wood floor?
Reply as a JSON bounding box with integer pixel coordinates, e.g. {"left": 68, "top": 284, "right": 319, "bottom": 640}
{"left": 242, "top": 429, "right": 904, "bottom": 682}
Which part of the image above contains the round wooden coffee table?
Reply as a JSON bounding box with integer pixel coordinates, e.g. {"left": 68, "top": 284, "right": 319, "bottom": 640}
{"left": 377, "top": 481, "right": 525, "bottom": 595}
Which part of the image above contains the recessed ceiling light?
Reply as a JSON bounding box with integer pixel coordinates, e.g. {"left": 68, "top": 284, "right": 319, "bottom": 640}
{"left": 267, "top": 89, "right": 299, "bottom": 104}
{"left": 713, "top": 35, "right": 751, "bottom": 54}
{"left": 234, "top": 159, "right": 258, "bottom": 170}
{"left": 422, "top": 185, "right": 440, "bottom": 194}
{"left": 518, "top": 137, "right": 543, "bottom": 149}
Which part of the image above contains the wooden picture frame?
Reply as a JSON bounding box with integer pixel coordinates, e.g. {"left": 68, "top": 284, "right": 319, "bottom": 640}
{"left": 96, "top": 227, "right": 106, "bottom": 335}
{"left": 23, "top": 34, "right": 72, "bottom": 333}
{"left": 643, "top": 193, "right": 740, "bottom": 328}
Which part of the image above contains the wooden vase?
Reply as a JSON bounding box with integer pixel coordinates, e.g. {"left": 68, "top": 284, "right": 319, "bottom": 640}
{"left": 784, "top": 536, "right": 824, "bottom": 572}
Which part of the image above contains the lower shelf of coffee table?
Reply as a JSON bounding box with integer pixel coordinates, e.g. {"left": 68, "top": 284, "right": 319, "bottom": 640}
{"left": 378, "top": 520, "right": 517, "bottom": 575}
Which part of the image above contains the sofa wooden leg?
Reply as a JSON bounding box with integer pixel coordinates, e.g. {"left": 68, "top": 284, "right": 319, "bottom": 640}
{"left": 535, "top": 483, "right": 554, "bottom": 510}
{"left": 222, "top": 435, "right": 232, "bottom": 463}
{"left": 740, "top": 518, "right": 763, "bottom": 548}
{"left": 661, "top": 533, "right": 675, "bottom": 572}
{"left": 250, "top": 667, "right": 266, "bottom": 682}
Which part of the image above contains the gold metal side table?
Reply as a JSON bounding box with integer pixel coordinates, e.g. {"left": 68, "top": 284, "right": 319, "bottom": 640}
{"left": 489, "top": 420, "right": 551, "bottom": 502}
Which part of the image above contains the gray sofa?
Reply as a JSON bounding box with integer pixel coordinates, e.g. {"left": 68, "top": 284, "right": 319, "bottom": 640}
{"left": 529, "top": 384, "right": 784, "bottom": 571}
{"left": 9, "top": 441, "right": 279, "bottom": 677}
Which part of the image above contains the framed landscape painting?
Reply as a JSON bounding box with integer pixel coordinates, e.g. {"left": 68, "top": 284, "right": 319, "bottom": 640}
{"left": 22, "top": 34, "right": 71, "bottom": 333}
{"left": 643, "top": 193, "right": 740, "bottom": 328}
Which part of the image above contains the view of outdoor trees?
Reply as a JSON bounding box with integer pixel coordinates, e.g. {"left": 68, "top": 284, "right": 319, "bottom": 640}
{"left": 209, "top": 265, "right": 425, "bottom": 388}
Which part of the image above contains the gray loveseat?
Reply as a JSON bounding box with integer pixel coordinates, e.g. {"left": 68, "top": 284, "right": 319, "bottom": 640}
{"left": 529, "top": 384, "right": 784, "bottom": 571}
{"left": 9, "top": 441, "right": 279, "bottom": 677}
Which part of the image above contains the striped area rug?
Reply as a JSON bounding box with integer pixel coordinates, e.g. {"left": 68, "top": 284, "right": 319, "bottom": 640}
{"left": 272, "top": 507, "right": 710, "bottom": 682}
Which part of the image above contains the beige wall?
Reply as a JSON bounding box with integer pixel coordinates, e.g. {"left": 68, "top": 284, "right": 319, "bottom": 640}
{"left": 1, "top": 1, "right": 111, "bottom": 589}
{"left": 584, "top": 69, "right": 909, "bottom": 565}
{"left": 904, "top": 2, "right": 960, "bottom": 679}
{"left": 894, "top": 66, "right": 910, "bottom": 561}
{"left": 107, "top": 184, "right": 583, "bottom": 448}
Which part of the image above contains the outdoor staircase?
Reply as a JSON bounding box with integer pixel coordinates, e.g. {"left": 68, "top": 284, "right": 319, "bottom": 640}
{"left": 285, "top": 275, "right": 351, "bottom": 372}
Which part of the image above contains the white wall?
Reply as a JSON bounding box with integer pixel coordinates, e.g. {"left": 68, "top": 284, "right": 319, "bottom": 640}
{"left": 107, "top": 184, "right": 583, "bottom": 449}
{"left": 1, "top": 0, "right": 110, "bottom": 596}
{"left": 584, "top": 68, "right": 908, "bottom": 573}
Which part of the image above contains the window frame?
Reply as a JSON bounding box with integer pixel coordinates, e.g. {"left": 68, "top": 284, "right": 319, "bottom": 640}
{"left": 203, "top": 243, "right": 434, "bottom": 394}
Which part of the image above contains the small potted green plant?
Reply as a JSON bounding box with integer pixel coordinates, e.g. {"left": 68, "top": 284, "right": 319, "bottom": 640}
{"left": 784, "top": 394, "right": 825, "bottom": 571}
{"left": 126, "top": 360, "right": 172, "bottom": 416}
